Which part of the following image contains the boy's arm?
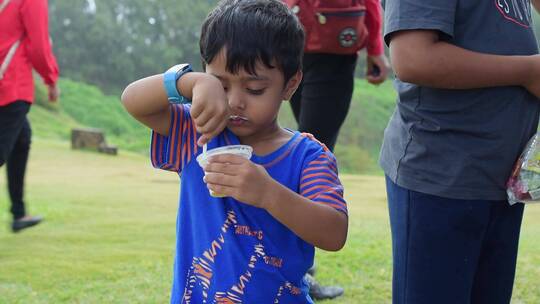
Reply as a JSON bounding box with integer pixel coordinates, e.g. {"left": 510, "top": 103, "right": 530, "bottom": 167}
{"left": 121, "top": 72, "right": 229, "bottom": 145}
{"left": 204, "top": 153, "right": 348, "bottom": 251}
{"left": 121, "top": 74, "right": 172, "bottom": 136}
{"left": 262, "top": 179, "right": 348, "bottom": 252}
{"left": 389, "top": 30, "right": 540, "bottom": 97}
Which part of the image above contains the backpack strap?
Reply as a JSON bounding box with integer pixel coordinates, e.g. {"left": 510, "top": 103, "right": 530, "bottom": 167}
{"left": 0, "top": 0, "right": 21, "bottom": 80}
{"left": 0, "top": 0, "right": 11, "bottom": 12}
{"left": 0, "top": 40, "right": 21, "bottom": 80}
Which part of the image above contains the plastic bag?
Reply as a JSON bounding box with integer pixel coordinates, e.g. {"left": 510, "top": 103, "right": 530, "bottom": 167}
{"left": 507, "top": 133, "right": 540, "bottom": 205}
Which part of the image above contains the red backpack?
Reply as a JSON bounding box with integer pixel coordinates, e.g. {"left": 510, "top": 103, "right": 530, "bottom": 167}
{"left": 284, "top": 0, "right": 368, "bottom": 55}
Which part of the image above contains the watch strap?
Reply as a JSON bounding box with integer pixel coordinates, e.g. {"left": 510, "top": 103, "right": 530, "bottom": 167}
{"left": 163, "top": 64, "right": 192, "bottom": 104}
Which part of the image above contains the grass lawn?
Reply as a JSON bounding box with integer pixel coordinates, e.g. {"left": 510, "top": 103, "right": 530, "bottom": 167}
{"left": 0, "top": 139, "right": 539, "bottom": 303}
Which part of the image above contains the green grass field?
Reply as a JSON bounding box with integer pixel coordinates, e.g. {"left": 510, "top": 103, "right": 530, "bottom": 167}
{"left": 1, "top": 140, "right": 539, "bottom": 303}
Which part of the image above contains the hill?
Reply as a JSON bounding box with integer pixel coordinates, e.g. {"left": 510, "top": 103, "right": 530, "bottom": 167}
{"left": 30, "top": 78, "right": 397, "bottom": 173}
{"left": 31, "top": 79, "right": 150, "bottom": 153}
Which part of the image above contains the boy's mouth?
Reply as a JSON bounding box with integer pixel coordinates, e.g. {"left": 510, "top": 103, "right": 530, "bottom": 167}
{"left": 229, "top": 115, "right": 248, "bottom": 126}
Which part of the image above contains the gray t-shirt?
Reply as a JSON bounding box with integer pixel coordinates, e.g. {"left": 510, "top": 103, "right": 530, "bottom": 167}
{"left": 380, "top": 0, "right": 540, "bottom": 200}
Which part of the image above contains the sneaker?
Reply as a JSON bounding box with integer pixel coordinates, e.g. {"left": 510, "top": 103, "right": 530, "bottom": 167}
{"left": 12, "top": 215, "right": 43, "bottom": 233}
{"left": 305, "top": 273, "right": 344, "bottom": 300}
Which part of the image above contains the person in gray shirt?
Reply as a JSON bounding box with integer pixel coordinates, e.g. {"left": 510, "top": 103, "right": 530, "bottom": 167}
{"left": 381, "top": 0, "right": 540, "bottom": 303}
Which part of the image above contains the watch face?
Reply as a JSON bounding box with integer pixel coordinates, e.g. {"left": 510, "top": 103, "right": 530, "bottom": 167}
{"left": 177, "top": 64, "right": 189, "bottom": 71}
{"left": 176, "top": 64, "right": 192, "bottom": 79}
{"left": 167, "top": 64, "right": 189, "bottom": 75}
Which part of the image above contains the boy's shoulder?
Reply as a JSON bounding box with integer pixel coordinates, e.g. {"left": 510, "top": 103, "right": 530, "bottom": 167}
{"left": 297, "top": 132, "right": 332, "bottom": 155}
{"left": 295, "top": 132, "right": 337, "bottom": 165}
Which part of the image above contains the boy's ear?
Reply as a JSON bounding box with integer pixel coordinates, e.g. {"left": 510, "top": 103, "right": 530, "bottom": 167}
{"left": 283, "top": 70, "right": 303, "bottom": 101}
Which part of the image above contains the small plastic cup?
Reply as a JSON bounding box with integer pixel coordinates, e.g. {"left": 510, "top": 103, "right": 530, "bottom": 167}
{"left": 196, "top": 145, "right": 253, "bottom": 197}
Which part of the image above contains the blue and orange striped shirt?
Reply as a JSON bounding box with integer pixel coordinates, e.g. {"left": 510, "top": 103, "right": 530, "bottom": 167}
{"left": 151, "top": 104, "right": 347, "bottom": 303}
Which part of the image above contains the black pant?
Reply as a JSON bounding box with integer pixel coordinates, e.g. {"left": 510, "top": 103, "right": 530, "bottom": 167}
{"left": 290, "top": 53, "right": 358, "bottom": 152}
{"left": 0, "top": 101, "right": 31, "bottom": 220}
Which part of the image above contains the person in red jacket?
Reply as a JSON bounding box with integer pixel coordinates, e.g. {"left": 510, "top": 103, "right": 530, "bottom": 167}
{"left": 285, "top": 0, "right": 389, "bottom": 300}
{"left": 0, "top": 0, "right": 59, "bottom": 232}
{"left": 290, "top": 0, "right": 390, "bottom": 152}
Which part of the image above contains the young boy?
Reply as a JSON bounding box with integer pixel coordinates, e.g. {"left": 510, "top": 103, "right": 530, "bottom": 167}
{"left": 121, "top": 0, "right": 348, "bottom": 302}
{"left": 381, "top": 0, "right": 540, "bottom": 303}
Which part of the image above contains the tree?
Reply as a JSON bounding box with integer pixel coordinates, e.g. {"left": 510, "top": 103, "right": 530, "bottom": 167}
{"left": 49, "top": 0, "right": 217, "bottom": 94}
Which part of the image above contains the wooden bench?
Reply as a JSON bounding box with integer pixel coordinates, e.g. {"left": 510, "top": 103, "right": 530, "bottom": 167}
{"left": 71, "top": 128, "right": 118, "bottom": 155}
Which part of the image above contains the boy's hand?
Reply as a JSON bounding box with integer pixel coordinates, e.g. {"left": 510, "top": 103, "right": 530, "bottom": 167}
{"left": 203, "top": 154, "right": 278, "bottom": 208}
{"left": 190, "top": 74, "right": 230, "bottom": 146}
{"left": 366, "top": 54, "right": 390, "bottom": 85}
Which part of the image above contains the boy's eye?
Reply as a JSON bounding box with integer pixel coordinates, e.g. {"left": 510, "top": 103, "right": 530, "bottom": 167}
{"left": 247, "top": 88, "right": 265, "bottom": 95}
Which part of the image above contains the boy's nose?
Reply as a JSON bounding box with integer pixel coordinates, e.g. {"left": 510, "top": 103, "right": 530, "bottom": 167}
{"left": 227, "top": 91, "right": 246, "bottom": 110}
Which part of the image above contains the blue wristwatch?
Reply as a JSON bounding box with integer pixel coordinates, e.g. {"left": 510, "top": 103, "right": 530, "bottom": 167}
{"left": 163, "top": 63, "right": 193, "bottom": 104}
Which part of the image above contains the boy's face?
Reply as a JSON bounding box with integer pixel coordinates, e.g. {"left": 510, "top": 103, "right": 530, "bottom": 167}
{"left": 205, "top": 49, "right": 301, "bottom": 141}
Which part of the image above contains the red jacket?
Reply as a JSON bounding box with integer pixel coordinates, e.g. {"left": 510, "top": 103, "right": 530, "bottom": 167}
{"left": 0, "top": 0, "right": 59, "bottom": 106}
{"left": 364, "top": 0, "right": 384, "bottom": 56}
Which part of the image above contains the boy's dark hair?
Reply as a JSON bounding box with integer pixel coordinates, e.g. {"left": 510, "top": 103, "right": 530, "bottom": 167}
{"left": 200, "top": 0, "right": 304, "bottom": 84}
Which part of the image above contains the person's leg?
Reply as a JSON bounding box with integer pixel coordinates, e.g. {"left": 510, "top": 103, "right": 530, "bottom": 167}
{"left": 470, "top": 202, "right": 524, "bottom": 304}
{"left": 386, "top": 176, "right": 493, "bottom": 304}
{"left": 295, "top": 54, "right": 356, "bottom": 300}
{"left": 0, "top": 101, "right": 41, "bottom": 232}
{"left": 0, "top": 101, "right": 30, "bottom": 168}
{"left": 290, "top": 53, "right": 357, "bottom": 152}
{"left": 7, "top": 117, "right": 32, "bottom": 220}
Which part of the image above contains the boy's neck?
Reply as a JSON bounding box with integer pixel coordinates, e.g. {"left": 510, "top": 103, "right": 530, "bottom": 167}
{"left": 237, "top": 122, "right": 293, "bottom": 156}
